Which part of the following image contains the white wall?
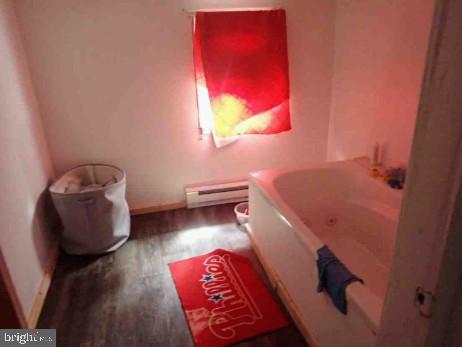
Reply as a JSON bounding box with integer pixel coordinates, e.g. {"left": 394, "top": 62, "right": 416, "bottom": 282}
{"left": 327, "top": 0, "right": 435, "bottom": 166}
{"left": 0, "top": 0, "right": 56, "bottom": 320}
{"left": 14, "top": 0, "right": 336, "bottom": 208}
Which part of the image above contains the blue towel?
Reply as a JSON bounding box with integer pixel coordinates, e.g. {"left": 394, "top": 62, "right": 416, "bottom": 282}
{"left": 316, "top": 245, "right": 363, "bottom": 314}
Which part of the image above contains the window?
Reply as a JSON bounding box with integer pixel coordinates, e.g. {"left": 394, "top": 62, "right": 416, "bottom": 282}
{"left": 193, "top": 9, "right": 291, "bottom": 147}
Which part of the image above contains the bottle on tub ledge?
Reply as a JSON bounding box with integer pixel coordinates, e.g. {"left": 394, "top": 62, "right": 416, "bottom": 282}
{"left": 369, "top": 143, "right": 406, "bottom": 190}
{"left": 369, "top": 142, "right": 382, "bottom": 177}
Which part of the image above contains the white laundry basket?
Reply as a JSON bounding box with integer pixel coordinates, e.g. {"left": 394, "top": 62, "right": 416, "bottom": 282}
{"left": 49, "top": 164, "right": 130, "bottom": 255}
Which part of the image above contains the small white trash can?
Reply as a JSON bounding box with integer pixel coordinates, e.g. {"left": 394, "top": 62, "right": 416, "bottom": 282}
{"left": 234, "top": 202, "right": 249, "bottom": 224}
{"left": 49, "top": 164, "right": 130, "bottom": 255}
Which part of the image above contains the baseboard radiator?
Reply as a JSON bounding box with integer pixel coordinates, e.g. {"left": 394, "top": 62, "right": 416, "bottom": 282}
{"left": 185, "top": 180, "right": 248, "bottom": 208}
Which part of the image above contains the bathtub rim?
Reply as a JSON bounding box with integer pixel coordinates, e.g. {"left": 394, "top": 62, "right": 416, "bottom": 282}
{"left": 248, "top": 159, "right": 402, "bottom": 334}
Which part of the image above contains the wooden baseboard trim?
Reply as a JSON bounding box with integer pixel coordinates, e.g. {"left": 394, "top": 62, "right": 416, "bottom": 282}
{"left": 0, "top": 249, "right": 28, "bottom": 328}
{"left": 27, "top": 244, "right": 60, "bottom": 328}
{"left": 244, "top": 224, "right": 321, "bottom": 347}
{"left": 129, "top": 201, "right": 186, "bottom": 216}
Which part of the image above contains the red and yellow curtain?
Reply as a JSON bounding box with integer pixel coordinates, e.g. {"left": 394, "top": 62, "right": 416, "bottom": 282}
{"left": 194, "top": 10, "right": 291, "bottom": 146}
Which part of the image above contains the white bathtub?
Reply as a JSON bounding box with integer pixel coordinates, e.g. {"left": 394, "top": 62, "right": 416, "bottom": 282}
{"left": 248, "top": 159, "right": 402, "bottom": 347}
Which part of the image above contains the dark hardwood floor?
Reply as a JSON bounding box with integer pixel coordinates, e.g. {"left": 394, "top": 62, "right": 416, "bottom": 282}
{"left": 38, "top": 204, "right": 308, "bottom": 347}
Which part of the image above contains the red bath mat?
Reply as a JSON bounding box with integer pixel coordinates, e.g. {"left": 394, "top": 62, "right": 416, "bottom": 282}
{"left": 169, "top": 249, "right": 288, "bottom": 347}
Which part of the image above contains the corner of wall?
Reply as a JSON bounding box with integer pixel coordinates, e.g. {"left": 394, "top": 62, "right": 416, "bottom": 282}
{"left": 326, "top": 0, "right": 339, "bottom": 162}
{"left": 10, "top": 0, "right": 57, "bottom": 179}
{"left": 0, "top": 0, "right": 59, "bottom": 327}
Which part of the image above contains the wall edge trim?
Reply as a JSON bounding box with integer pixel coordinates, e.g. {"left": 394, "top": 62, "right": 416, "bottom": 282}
{"left": 27, "top": 244, "right": 59, "bottom": 328}
{"left": 129, "top": 201, "right": 187, "bottom": 216}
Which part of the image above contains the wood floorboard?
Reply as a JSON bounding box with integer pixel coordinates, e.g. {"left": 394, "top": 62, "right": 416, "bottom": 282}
{"left": 38, "top": 204, "right": 308, "bottom": 347}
